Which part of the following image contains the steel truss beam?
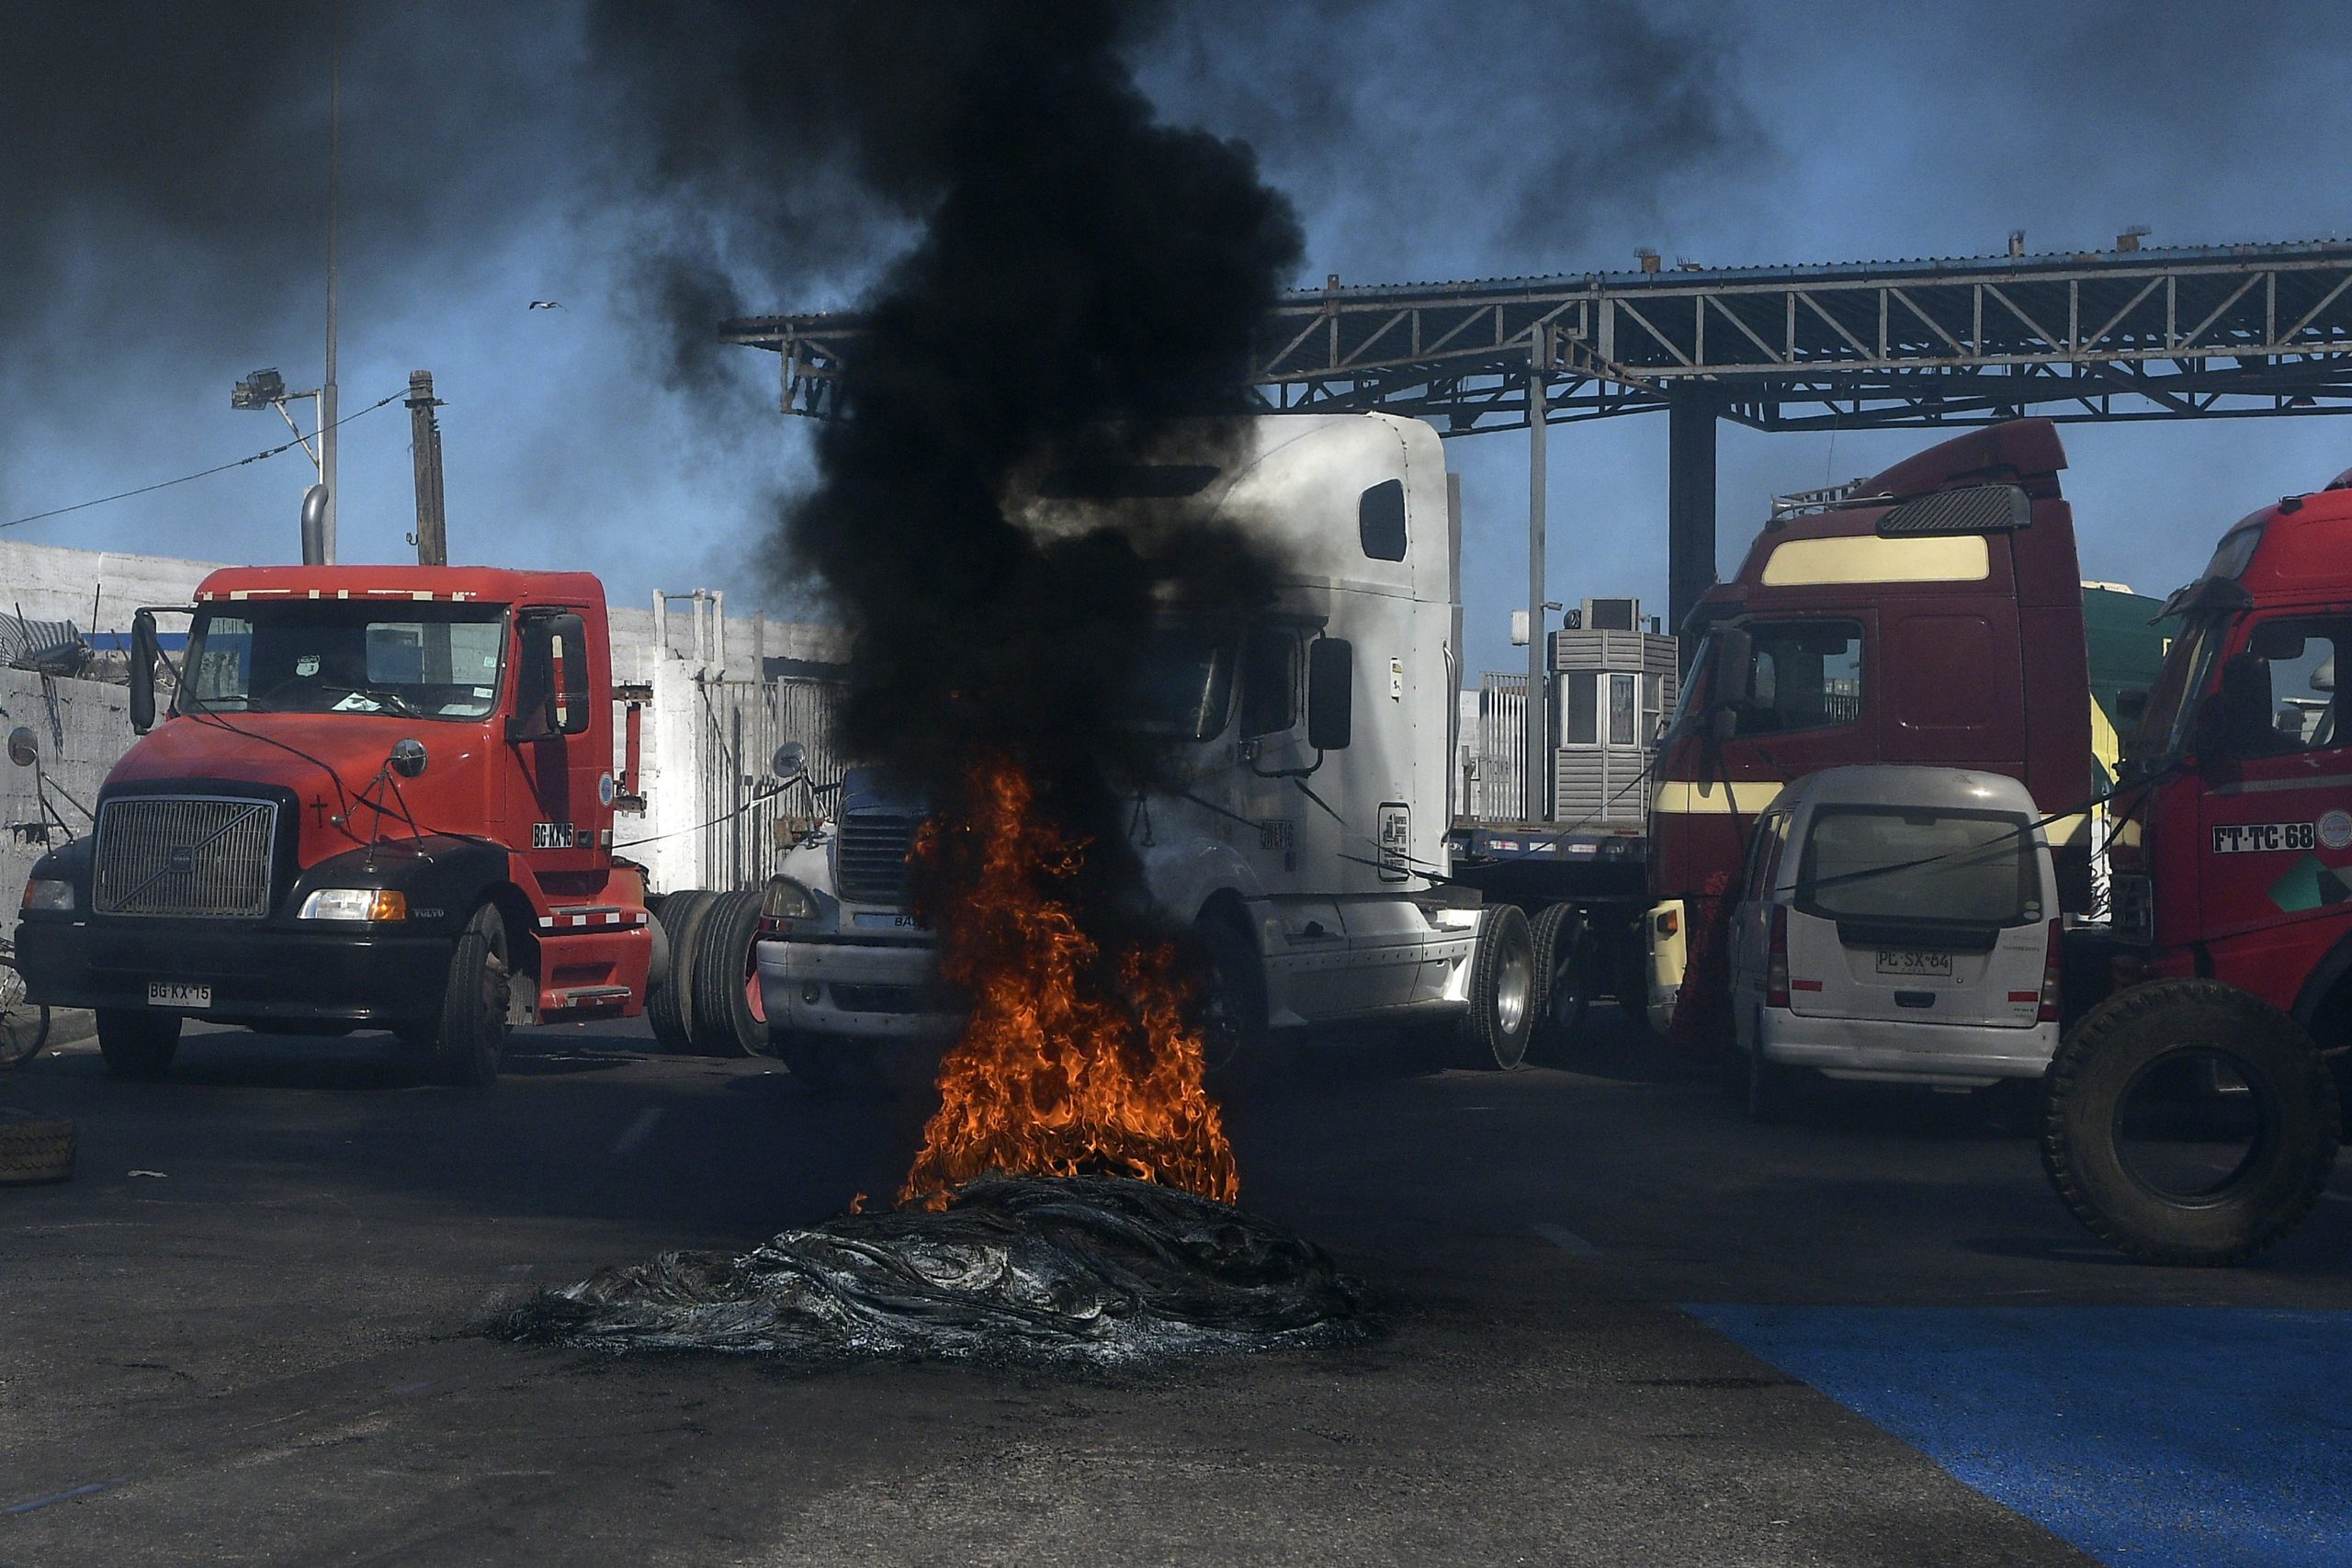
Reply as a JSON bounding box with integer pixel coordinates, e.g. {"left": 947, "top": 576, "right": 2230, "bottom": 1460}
{"left": 724, "top": 241, "right": 2352, "bottom": 434}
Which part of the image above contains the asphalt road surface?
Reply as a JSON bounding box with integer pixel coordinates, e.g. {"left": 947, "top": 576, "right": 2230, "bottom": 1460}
{"left": 5, "top": 1010, "right": 2349, "bottom": 1567}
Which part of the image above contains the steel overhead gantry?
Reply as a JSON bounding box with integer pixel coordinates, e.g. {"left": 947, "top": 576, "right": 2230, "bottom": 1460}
{"left": 726, "top": 238, "right": 2352, "bottom": 822}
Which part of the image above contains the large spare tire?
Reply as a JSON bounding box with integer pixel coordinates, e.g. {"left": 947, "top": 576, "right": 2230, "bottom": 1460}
{"left": 2042, "top": 978, "right": 2339, "bottom": 1266}
{"left": 647, "top": 890, "right": 718, "bottom": 1054}
{"left": 0, "top": 1107, "right": 75, "bottom": 1184}
{"left": 688, "top": 891, "right": 772, "bottom": 1058}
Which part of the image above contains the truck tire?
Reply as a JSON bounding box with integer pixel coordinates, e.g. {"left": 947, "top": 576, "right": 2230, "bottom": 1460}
{"left": 1530, "top": 904, "right": 1593, "bottom": 1060}
{"left": 0, "top": 1107, "right": 74, "bottom": 1184}
{"left": 0, "top": 953, "right": 51, "bottom": 1069}
{"left": 1195, "top": 913, "right": 1279, "bottom": 1094}
{"left": 688, "top": 892, "right": 771, "bottom": 1058}
{"left": 2042, "top": 979, "right": 2340, "bottom": 1267}
{"left": 647, "top": 890, "right": 717, "bottom": 1054}
{"left": 96, "top": 1010, "right": 180, "bottom": 1081}
{"left": 423, "top": 904, "right": 513, "bottom": 1088}
{"left": 1457, "top": 903, "right": 1536, "bottom": 1071}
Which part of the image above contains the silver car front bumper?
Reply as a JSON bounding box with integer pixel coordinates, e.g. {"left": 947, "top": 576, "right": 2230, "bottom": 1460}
{"left": 753, "top": 935, "right": 963, "bottom": 1041}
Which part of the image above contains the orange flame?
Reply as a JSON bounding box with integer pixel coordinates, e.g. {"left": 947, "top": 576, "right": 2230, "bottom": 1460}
{"left": 899, "top": 755, "right": 1238, "bottom": 1209}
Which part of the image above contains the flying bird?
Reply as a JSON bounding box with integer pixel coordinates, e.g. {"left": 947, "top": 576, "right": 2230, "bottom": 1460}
{"left": 527, "top": 299, "right": 564, "bottom": 310}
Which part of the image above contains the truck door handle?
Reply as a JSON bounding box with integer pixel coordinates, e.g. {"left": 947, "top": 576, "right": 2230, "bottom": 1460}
{"left": 1894, "top": 990, "right": 1936, "bottom": 1009}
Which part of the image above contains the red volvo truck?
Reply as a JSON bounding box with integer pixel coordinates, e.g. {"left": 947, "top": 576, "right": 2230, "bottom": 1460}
{"left": 2108, "top": 473, "right": 2352, "bottom": 1056}
{"left": 1644, "top": 420, "right": 2101, "bottom": 1051}
{"left": 13, "top": 565, "right": 760, "bottom": 1082}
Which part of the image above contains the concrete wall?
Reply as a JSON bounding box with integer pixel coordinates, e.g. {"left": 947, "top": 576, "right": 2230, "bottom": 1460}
{"left": 0, "top": 667, "right": 132, "bottom": 907}
{"left": 0, "top": 538, "right": 217, "bottom": 635}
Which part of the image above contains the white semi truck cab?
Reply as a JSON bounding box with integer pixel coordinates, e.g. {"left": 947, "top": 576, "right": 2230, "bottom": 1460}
{"left": 752, "top": 413, "right": 1538, "bottom": 1084}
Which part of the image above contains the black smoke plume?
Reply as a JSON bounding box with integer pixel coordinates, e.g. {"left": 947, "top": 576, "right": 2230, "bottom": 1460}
{"left": 594, "top": 0, "right": 1304, "bottom": 931}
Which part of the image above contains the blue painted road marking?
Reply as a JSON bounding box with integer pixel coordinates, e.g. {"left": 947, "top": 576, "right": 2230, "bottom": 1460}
{"left": 1688, "top": 1306, "right": 2352, "bottom": 1568}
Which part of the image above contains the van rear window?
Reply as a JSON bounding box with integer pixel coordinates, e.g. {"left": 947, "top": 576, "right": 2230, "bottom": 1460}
{"left": 1794, "top": 806, "right": 2041, "bottom": 926}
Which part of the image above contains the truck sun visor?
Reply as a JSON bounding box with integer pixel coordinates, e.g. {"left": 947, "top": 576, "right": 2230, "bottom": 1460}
{"left": 1873, "top": 483, "right": 2030, "bottom": 537}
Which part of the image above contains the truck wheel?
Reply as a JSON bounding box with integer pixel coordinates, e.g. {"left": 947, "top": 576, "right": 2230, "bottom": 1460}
{"left": 647, "top": 890, "right": 717, "bottom": 1054}
{"left": 1530, "top": 904, "right": 1593, "bottom": 1061}
{"left": 1457, "top": 903, "right": 1536, "bottom": 1071}
{"left": 1194, "top": 914, "right": 1278, "bottom": 1093}
{"left": 688, "top": 892, "right": 771, "bottom": 1058}
{"left": 96, "top": 1010, "right": 180, "bottom": 1080}
{"left": 2043, "top": 979, "right": 2340, "bottom": 1266}
{"left": 0, "top": 953, "right": 51, "bottom": 1069}
{"left": 0, "top": 1107, "right": 74, "bottom": 1184}
{"left": 424, "top": 905, "right": 513, "bottom": 1088}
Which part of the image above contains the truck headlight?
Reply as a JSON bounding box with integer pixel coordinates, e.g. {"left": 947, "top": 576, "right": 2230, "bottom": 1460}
{"left": 299, "top": 887, "right": 408, "bottom": 922}
{"left": 761, "top": 875, "right": 819, "bottom": 924}
{"left": 20, "top": 878, "right": 74, "bottom": 913}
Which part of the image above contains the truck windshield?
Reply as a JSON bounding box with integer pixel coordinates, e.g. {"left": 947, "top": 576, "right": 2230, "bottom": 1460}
{"left": 1795, "top": 806, "right": 2041, "bottom": 926}
{"left": 1128, "top": 622, "right": 1237, "bottom": 741}
{"left": 179, "top": 604, "right": 510, "bottom": 721}
{"left": 2129, "top": 612, "right": 2223, "bottom": 764}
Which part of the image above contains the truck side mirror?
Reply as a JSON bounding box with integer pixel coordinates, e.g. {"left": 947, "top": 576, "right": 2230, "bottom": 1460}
{"left": 1306, "top": 637, "right": 1354, "bottom": 751}
{"left": 550, "top": 612, "right": 591, "bottom": 737}
{"left": 512, "top": 611, "right": 591, "bottom": 741}
{"left": 130, "top": 609, "right": 160, "bottom": 733}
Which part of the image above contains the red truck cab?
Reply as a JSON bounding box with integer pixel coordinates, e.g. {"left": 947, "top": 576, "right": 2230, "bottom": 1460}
{"left": 2111, "top": 473, "right": 2352, "bottom": 1068}
{"left": 16, "top": 565, "right": 651, "bottom": 1082}
{"left": 1646, "top": 420, "right": 2095, "bottom": 1049}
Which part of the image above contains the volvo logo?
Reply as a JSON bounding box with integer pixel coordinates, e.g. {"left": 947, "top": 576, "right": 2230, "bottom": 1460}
{"left": 167, "top": 846, "right": 195, "bottom": 873}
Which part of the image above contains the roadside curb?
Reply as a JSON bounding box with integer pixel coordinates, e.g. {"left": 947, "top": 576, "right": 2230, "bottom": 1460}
{"left": 45, "top": 1008, "right": 95, "bottom": 1051}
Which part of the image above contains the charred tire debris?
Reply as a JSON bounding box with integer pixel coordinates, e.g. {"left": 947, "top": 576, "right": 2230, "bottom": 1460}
{"left": 2042, "top": 978, "right": 2341, "bottom": 1267}
{"left": 500, "top": 1174, "right": 1373, "bottom": 1367}
{"left": 0, "top": 1107, "right": 75, "bottom": 1184}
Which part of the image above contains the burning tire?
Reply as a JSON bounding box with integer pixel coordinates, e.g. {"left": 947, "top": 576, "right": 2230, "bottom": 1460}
{"left": 0, "top": 1107, "right": 74, "bottom": 1185}
{"left": 1529, "top": 904, "right": 1593, "bottom": 1060}
{"left": 688, "top": 892, "right": 771, "bottom": 1058}
{"left": 646, "top": 890, "right": 717, "bottom": 1054}
{"left": 96, "top": 1009, "right": 180, "bottom": 1081}
{"left": 2042, "top": 979, "right": 2340, "bottom": 1266}
{"left": 1457, "top": 903, "right": 1535, "bottom": 1071}
{"left": 421, "top": 904, "right": 513, "bottom": 1088}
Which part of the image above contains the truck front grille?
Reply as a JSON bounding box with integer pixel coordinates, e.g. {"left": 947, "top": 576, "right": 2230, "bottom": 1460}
{"left": 836, "top": 813, "right": 922, "bottom": 908}
{"left": 94, "top": 795, "right": 278, "bottom": 919}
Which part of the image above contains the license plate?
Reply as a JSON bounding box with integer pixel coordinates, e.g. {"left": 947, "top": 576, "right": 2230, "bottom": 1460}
{"left": 1874, "top": 950, "right": 1952, "bottom": 978}
{"left": 147, "top": 981, "right": 211, "bottom": 1010}
{"left": 852, "top": 912, "right": 922, "bottom": 931}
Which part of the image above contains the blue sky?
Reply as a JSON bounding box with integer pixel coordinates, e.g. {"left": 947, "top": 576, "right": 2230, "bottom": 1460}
{"left": 5, "top": 0, "right": 2347, "bottom": 681}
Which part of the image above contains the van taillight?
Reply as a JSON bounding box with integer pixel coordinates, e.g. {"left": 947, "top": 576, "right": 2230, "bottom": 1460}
{"left": 2039, "top": 919, "right": 2064, "bottom": 1023}
{"left": 1766, "top": 906, "right": 1791, "bottom": 1010}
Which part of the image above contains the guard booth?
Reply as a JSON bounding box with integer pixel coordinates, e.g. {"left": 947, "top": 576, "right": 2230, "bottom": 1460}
{"left": 1548, "top": 598, "right": 1677, "bottom": 829}
{"left": 1465, "top": 598, "right": 1676, "bottom": 828}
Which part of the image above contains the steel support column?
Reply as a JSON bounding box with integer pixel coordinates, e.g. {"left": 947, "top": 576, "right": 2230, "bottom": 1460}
{"left": 1667, "top": 383, "right": 1720, "bottom": 649}
{"left": 1525, "top": 347, "right": 1549, "bottom": 824}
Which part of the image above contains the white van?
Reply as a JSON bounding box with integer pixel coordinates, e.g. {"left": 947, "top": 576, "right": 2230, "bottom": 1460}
{"left": 1726, "top": 764, "right": 2062, "bottom": 1118}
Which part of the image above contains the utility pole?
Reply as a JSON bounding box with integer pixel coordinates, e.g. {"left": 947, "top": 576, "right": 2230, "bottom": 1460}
{"left": 405, "top": 371, "right": 447, "bottom": 567}
{"left": 1524, "top": 333, "right": 1550, "bottom": 825}
{"left": 320, "top": 0, "right": 342, "bottom": 562}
